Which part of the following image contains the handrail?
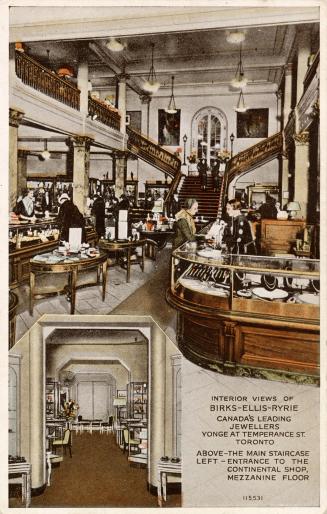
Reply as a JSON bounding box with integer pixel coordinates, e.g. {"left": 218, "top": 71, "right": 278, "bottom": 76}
{"left": 226, "top": 132, "right": 283, "bottom": 184}
{"left": 163, "top": 169, "right": 183, "bottom": 213}
{"left": 88, "top": 97, "right": 121, "bottom": 131}
{"left": 127, "top": 127, "right": 181, "bottom": 178}
{"left": 15, "top": 51, "right": 80, "bottom": 110}
{"left": 303, "top": 50, "right": 319, "bottom": 92}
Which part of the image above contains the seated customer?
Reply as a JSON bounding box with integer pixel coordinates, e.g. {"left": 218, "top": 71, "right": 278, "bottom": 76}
{"left": 173, "top": 198, "right": 198, "bottom": 249}
{"left": 223, "top": 199, "right": 256, "bottom": 254}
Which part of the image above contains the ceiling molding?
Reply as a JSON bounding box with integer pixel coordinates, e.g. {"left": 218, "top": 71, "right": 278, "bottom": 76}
{"left": 10, "top": 6, "right": 319, "bottom": 42}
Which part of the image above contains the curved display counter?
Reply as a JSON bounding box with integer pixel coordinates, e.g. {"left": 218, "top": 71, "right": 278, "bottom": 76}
{"left": 166, "top": 242, "right": 320, "bottom": 385}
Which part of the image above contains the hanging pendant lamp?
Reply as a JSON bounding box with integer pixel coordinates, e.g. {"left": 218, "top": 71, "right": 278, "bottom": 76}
{"left": 234, "top": 89, "right": 247, "bottom": 113}
{"left": 40, "top": 140, "right": 51, "bottom": 160}
{"left": 143, "top": 43, "right": 160, "bottom": 93}
{"left": 230, "top": 43, "right": 248, "bottom": 89}
{"left": 165, "top": 76, "right": 177, "bottom": 114}
{"left": 106, "top": 37, "right": 125, "bottom": 52}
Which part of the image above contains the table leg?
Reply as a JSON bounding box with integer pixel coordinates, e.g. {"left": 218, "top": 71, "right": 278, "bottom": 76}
{"left": 157, "top": 470, "right": 163, "bottom": 507}
{"left": 141, "top": 244, "right": 145, "bottom": 272}
{"left": 29, "top": 271, "right": 35, "bottom": 315}
{"left": 26, "top": 472, "right": 31, "bottom": 507}
{"left": 162, "top": 471, "right": 167, "bottom": 502}
{"left": 102, "top": 260, "right": 107, "bottom": 301}
{"left": 126, "top": 248, "right": 131, "bottom": 283}
{"left": 70, "top": 269, "right": 77, "bottom": 314}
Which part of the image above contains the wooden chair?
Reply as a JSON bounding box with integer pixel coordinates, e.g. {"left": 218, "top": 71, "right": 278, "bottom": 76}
{"left": 52, "top": 428, "right": 72, "bottom": 457}
{"left": 123, "top": 428, "right": 140, "bottom": 454}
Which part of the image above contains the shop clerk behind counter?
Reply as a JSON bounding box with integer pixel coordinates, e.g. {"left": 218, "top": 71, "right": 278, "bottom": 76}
{"left": 172, "top": 198, "right": 199, "bottom": 249}
{"left": 57, "top": 193, "right": 86, "bottom": 243}
{"left": 15, "top": 188, "right": 42, "bottom": 221}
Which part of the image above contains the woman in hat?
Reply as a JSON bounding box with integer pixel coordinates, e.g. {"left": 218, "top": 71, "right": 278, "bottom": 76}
{"left": 57, "top": 193, "right": 86, "bottom": 243}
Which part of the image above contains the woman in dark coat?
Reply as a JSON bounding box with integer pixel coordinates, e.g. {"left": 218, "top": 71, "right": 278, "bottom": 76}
{"left": 91, "top": 194, "right": 106, "bottom": 237}
{"left": 57, "top": 194, "right": 86, "bottom": 243}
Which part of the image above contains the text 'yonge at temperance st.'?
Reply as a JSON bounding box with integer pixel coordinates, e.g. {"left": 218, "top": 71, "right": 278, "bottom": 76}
{"left": 196, "top": 395, "right": 311, "bottom": 483}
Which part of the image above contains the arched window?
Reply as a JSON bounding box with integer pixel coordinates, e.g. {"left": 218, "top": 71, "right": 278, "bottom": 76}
{"left": 191, "top": 107, "right": 228, "bottom": 166}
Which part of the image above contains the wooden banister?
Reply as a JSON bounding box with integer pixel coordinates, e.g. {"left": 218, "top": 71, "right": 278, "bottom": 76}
{"left": 88, "top": 97, "right": 121, "bottom": 131}
{"left": 127, "top": 127, "right": 181, "bottom": 178}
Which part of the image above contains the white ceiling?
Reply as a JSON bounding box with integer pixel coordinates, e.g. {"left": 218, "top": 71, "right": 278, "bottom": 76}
{"left": 10, "top": 6, "right": 319, "bottom": 97}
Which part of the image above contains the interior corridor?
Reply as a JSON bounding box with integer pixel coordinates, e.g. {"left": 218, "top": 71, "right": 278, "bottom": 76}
{"left": 10, "top": 431, "right": 181, "bottom": 508}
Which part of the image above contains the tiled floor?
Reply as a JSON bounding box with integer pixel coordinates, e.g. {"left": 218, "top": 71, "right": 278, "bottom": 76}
{"left": 13, "top": 251, "right": 165, "bottom": 343}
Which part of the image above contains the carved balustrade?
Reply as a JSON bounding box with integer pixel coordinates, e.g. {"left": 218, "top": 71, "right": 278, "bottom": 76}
{"left": 15, "top": 51, "right": 80, "bottom": 110}
{"left": 88, "top": 97, "right": 121, "bottom": 131}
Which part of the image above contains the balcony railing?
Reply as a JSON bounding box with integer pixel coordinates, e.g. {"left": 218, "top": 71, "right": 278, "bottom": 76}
{"left": 88, "top": 97, "right": 121, "bottom": 131}
{"left": 15, "top": 51, "right": 80, "bottom": 110}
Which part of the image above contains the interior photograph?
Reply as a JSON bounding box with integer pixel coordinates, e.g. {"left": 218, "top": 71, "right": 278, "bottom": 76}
{"left": 7, "top": 3, "right": 321, "bottom": 509}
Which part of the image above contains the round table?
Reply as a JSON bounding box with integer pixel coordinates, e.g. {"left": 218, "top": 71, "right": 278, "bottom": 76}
{"left": 29, "top": 250, "right": 108, "bottom": 315}
{"left": 99, "top": 239, "right": 156, "bottom": 283}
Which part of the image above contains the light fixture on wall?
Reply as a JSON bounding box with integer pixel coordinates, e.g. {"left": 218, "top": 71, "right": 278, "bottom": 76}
{"left": 40, "top": 140, "right": 51, "bottom": 161}
{"left": 230, "top": 133, "right": 235, "bottom": 156}
{"left": 106, "top": 37, "right": 125, "bottom": 52}
{"left": 143, "top": 43, "right": 160, "bottom": 93}
{"left": 234, "top": 89, "right": 247, "bottom": 113}
{"left": 165, "top": 76, "right": 177, "bottom": 114}
{"left": 230, "top": 43, "right": 248, "bottom": 89}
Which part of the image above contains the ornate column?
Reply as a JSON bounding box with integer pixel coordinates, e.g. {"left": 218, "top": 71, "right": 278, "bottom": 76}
{"left": 293, "top": 131, "right": 309, "bottom": 219}
{"left": 17, "top": 149, "right": 29, "bottom": 195}
{"left": 9, "top": 108, "right": 24, "bottom": 209}
{"left": 117, "top": 73, "right": 129, "bottom": 134}
{"left": 140, "top": 94, "right": 151, "bottom": 137}
{"left": 281, "top": 64, "right": 293, "bottom": 202}
{"left": 113, "top": 150, "right": 128, "bottom": 198}
{"left": 71, "top": 135, "right": 93, "bottom": 213}
{"left": 77, "top": 43, "right": 89, "bottom": 115}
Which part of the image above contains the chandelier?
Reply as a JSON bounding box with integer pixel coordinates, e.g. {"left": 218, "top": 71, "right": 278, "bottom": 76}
{"left": 234, "top": 89, "right": 247, "bottom": 113}
{"left": 165, "top": 76, "right": 177, "bottom": 114}
{"left": 143, "top": 43, "right": 160, "bottom": 93}
{"left": 230, "top": 43, "right": 248, "bottom": 89}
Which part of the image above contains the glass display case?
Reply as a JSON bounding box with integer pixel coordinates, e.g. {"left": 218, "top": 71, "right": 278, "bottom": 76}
{"left": 127, "top": 382, "right": 147, "bottom": 419}
{"left": 167, "top": 241, "right": 320, "bottom": 385}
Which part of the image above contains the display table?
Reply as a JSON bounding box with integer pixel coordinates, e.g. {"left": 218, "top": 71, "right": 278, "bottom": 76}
{"left": 157, "top": 459, "right": 182, "bottom": 507}
{"left": 9, "top": 220, "right": 97, "bottom": 288}
{"left": 8, "top": 461, "right": 31, "bottom": 507}
{"left": 99, "top": 239, "right": 150, "bottom": 283}
{"left": 29, "top": 250, "right": 108, "bottom": 315}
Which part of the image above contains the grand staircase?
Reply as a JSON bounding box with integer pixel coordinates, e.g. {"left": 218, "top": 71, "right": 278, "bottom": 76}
{"left": 178, "top": 175, "right": 222, "bottom": 219}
